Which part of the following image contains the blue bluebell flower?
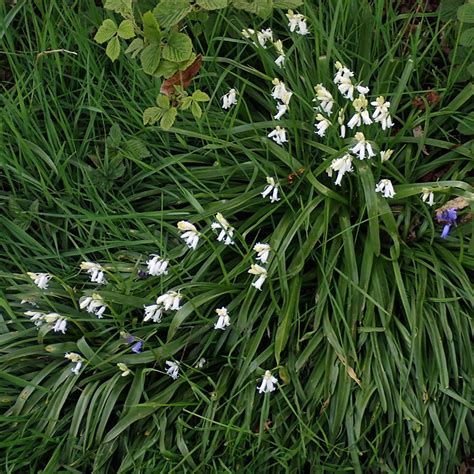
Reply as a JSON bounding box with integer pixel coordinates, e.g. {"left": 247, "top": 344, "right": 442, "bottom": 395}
{"left": 131, "top": 340, "right": 143, "bottom": 353}
{"left": 436, "top": 208, "right": 457, "bottom": 239}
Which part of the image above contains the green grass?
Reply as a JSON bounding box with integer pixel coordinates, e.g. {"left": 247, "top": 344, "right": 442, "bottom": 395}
{"left": 0, "top": 0, "right": 473, "bottom": 472}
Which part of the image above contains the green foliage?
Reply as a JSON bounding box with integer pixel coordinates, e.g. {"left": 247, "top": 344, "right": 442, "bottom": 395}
{"left": 1, "top": 0, "right": 473, "bottom": 472}
{"left": 162, "top": 32, "right": 193, "bottom": 62}
{"left": 94, "top": 18, "right": 117, "bottom": 43}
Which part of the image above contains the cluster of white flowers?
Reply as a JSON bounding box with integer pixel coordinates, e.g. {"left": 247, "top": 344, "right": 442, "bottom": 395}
{"left": 79, "top": 293, "right": 107, "bottom": 318}
{"left": 212, "top": 213, "right": 235, "bottom": 245}
{"left": 257, "top": 370, "right": 278, "bottom": 393}
{"left": 261, "top": 176, "right": 280, "bottom": 203}
{"left": 165, "top": 360, "right": 180, "bottom": 379}
{"left": 80, "top": 261, "right": 107, "bottom": 284}
{"left": 177, "top": 221, "right": 200, "bottom": 250}
{"left": 25, "top": 310, "right": 67, "bottom": 333}
{"left": 146, "top": 254, "right": 169, "bottom": 276}
{"left": 248, "top": 242, "right": 271, "bottom": 291}
{"left": 143, "top": 290, "right": 181, "bottom": 324}
{"left": 286, "top": 10, "right": 309, "bottom": 35}
{"left": 65, "top": 352, "right": 84, "bottom": 375}
{"left": 27, "top": 272, "right": 51, "bottom": 290}
{"left": 241, "top": 27, "right": 287, "bottom": 68}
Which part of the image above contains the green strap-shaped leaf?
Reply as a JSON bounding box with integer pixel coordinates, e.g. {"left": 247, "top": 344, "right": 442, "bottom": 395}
{"left": 106, "top": 36, "right": 121, "bottom": 61}
{"left": 195, "top": 0, "right": 228, "bottom": 9}
{"left": 162, "top": 32, "right": 193, "bottom": 62}
{"left": 117, "top": 19, "right": 135, "bottom": 39}
{"left": 94, "top": 19, "right": 117, "bottom": 44}
{"left": 154, "top": 0, "right": 192, "bottom": 28}
{"left": 140, "top": 43, "right": 161, "bottom": 74}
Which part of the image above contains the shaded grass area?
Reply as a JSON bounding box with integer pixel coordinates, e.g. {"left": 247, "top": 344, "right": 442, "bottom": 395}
{"left": 0, "top": 0, "right": 473, "bottom": 472}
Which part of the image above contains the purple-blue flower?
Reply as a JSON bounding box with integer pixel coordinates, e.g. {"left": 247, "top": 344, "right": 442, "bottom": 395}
{"left": 436, "top": 208, "right": 457, "bottom": 239}
{"left": 131, "top": 340, "right": 143, "bottom": 353}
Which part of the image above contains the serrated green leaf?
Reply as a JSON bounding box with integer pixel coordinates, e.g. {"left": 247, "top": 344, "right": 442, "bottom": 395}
{"left": 192, "top": 90, "right": 210, "bottom": 102}
{"left": 231, "top": 0, "right": 257, "bottom": 12}
{"left": 177, "top": 52, "right": 197, "bottom": 71}
{"left": 140, "top": 43, "right": 161, "bottom": 74}
{"left": 439, "top": 0, "right": 464, "bottom": 20}
{"left": 160, "top": 107, "right": 177, "bottom": 130}
{"left": 153, "top": 59, "right": 178, "bottom": 78}
{"left": 458, "top": 3, "right": 474, "bottom": 22}
{"left": 94, "top": 19, "right": 117, "bottom": 44}
{"left": 104, "top": 0, "right": 132, "bottom": 15}
{"left": 162, "top": 32, "right": 193, "bottom": 63}
{"left": 154, "top": 0, "right": 191, "bottom": 28}
{"left": 460, "top": 27, "right": 474, "bottom": 46}
{"left": 191, "top": 101, "right": 202, "bottom": 119}
{"left": 156, "top": 94, "right": 170, "bottom": 109}
{"left": 106, "top": 36, "right": 121, "bottom": 61}
{"left": 124, "top": 38, "right": 144, "bottom": 58}
{"left": 273, "top": 0, "right": 303, "bottom": 7}
{"left": 255, "top": 0, "right": 273, "bottom": 18}
{"left": 143, "top": 107, "right": 164, "bottom": 125}
{"left": 123, "top": 139, "right": 151, "bottom": 158}
{"left": 117, "top": 20, "right": 135, "bottom": 39}
{"left": 142, "top": 11, "right": 161, "bottom": 43}
{"left": 195, "top": 0, "right": 228, "bottom": 9}
{"left": 107, "top": 123, "right": 122, "bottom": 148}
{"left": 180, "top": 96, "right": 193, "bottom": 110}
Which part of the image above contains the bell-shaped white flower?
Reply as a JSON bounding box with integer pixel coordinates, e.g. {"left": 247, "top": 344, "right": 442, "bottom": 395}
{"left": 286, "top": 10, "right": 309, "bottom": 35}
{"left": 214, "top": 307, "right": 230, "bottom": 330}
{"left": 337, "top": 76, "right": 355, "bottom": 101}
{"left": 315, "top": 114, "right": 331, "bottom": 137}
{"left": 156, "top": 290, "right": 181, "bottom": 311}
{"left": 211, "top": 212, "right": 235, "bottom": 245}
{"left": 371, "top": 96, "right": 393, "bottom": 130}
{"left": 375, "top": 179, "right": 396, "bottom": 198}
{"left": 241, "top": 28, "right": 255, "bottom": 39}
{"left": 271, "top": 79, "right": 293, "bottom": 105}
{"left": 143, "top": 303, "right": 163, "bottom": 323}
{"left": 177, "top": 221, "right": 200, "bottom": 250}
{"left": 26, "top": 311, "right": 67, "bottom": 333}
{"left": 327, "top": 154, "right": 354, "bottom": 186}
{"left": 165, "top": 360, "right": 180, "bottom": 380}
{"left": 334, "top": 61, "right": 354, "bottom": 84}
{"left": 146, "top": 254, "right": 169, "bottom": 276}
{"left": 117, "top": 363, "right": 131, "bottom": 377}
{"left": 65, "top": 352, "right": 83, "bottom": 375}
{"left": 195, "top": 357, "right": 206, "bottom": 369}
{"left": 347, "top": 95, "right": 372, "bottom": 129}
{"left": 350, "top": 132, "right": 375, "bottom": 160}
{"left": 421, "top": 188, "right": 435, "bottom": 206}
{"left": 380, "top": 149, "right": 394, "bottom": 162}
{"left": 257, "top": 370, "right": 278, "bottom": 393}
{"left": 273, "top": 39, "right": 285, "bottom": 67}
{"left": 268, "top": 126, "right": 287, "bottom": 145}
{"left": 249, "top": 264, "right": 268, "bottom": 290}
{"left": 313, "top": 84, "right": 334, "bottom": 115}
{"left": 79, "top": 293, "right": 106, "bottom": 318}
{"left": 261, "top": 177, "right": 280, "bottom": 203}
{"left": 257, "top": 28, "right": 273, "bottom": 48}
{"left": 222, "top": 88, "right": 237, "bottom": 109}
{"left": 27, "top": 272, "right": 51, "bottom": 289}
{"left": 80, "top": 262, "right": 107, "bottom": 285}
{"left": 253, "top": 242, "right": 271, "bottom": 264}
{"left": 273, "top": 102, "right": 288, "bottom": 120}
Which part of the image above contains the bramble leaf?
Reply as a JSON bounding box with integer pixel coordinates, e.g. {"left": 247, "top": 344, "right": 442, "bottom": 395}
{"left": 192, "top": 90, "right": 210, "bottom": 102}
{"left": 106, "top": 36, "right": 121, "bottom": 61}
{"left": 143, "top": 107, "right": 164, "bottom": 125}
{"left": 117, "top": 20, "right": 135, "bottom": 39}
{"left": 125, "top": 38, "right": 144, "bottom": 58}
{"left": 273, "top": 0, "right": 303, "bottom": 7}
{"left": 162, "top": 32, "right": 193, "bottom": 62}
{"left": 94, "top": 19, "right": 117, "bottom": 44}
{"left": 154, "top": 0, "right": 192, "bottom": 28}
{"left": 196, "top": 0, "right": 228, "bottom": 9}
{"left": 142, "top": 11, "right": 161, "bottom": 43}
{"left": 156, "top": 94, "right": 170, "bottom": 109}
{"left": 104, "top": 0, "right": 132, "bottom": 16}
{"left": 140, "top": 43, "right": 161, "bottom": 74}
{"left": 191, "top": 101, "right": 202, "bottom": 119}
{"left": 160, "top": 107, "right": 177, "bottom": 130}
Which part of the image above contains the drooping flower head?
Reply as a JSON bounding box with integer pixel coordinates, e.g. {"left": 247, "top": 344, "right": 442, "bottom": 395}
{"left": 26, "top": 311, "right": 68, "bottom": 334}
{"left": 375, "top": 179, "right": 396, "bottom": 199}
{"left": 261, "top": 177, "right": 280, "bottom": 203}
{"left": 27, "top": 272, "right": 51, "bottom": 290}
{"left": 253, "top": 243, "right": 271, "bottom": 264}
{"left": 146, "top": 254, "right": 169, "bottom": 277}
{"left": 211, "top": 213, "right": 235, "bottom": 245}
{"left": 79, "top": 293, "right": 107, "bottom": 318}
{"left": 271, "top": 79, "right": 293, "bottom": 105}
{"left": 257, "top": 370, "right": 278, "bottom": 394}
{"left": 65, "top": 352, "right": 84, "bottom": 375}
{"left": 371, "top": 96, "right": 393, "bottom": 130}
{"left": 177, "top": 221, "right": 200, "bottom": 250}
{"left": 327, "top": 154, "right": 354, "bottom": 186}
{"left": 267, "top": 126, "right": 288, "bottom": 145}
{"left": 222, "top": 89, "right": 237, "bottom": 109}
{"left": 350, "top": 132, "right": 375, "bottom": 160}
{"left": 273, "top": 39, "right": 285, "bottom": 67}
{"left": 117, "top": 363, "right": 131, "bottom": 376}
{"left": 248, "top": 264, "right": 268, "bottom": 290}
{"left": 314, "top": 114, "right": 331, "bottom": 137}
{"left": 421, "top": 188, "right": 435, "bottom": 207}
{"left": 436, "top": 208, "right": 457, "bottom": 239}
{"left": 286, "top": 10, "right": 309, "bottom": 35}
{"left": 347, "top": 95, "right": 372, "bottom": 129}
{"left": 214, "top": 307, "right": 230, "bottom": 330}
{"left": 165, "top": 360, "right": 180, "bottom": 380}
{"left": 380, "top": 149, "right": 394, "bottom": 162}
{"left": 80, "top": 262, "right": 107, "bottom": 285}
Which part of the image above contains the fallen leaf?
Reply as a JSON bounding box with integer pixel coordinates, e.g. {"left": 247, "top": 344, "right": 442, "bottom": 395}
{"left": 160, "top": 54, "right": 203, "bottom": 96}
